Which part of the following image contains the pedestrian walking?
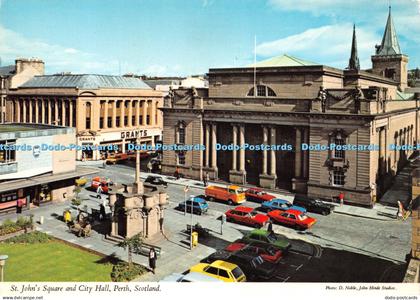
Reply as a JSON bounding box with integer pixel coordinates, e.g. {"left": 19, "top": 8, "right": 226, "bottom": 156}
{"left": 174, "top": 167, "right": 180, "bottom": 180}
{"left": 147, "top": 161, "right": 153, "bottom": 173}
{"left": 267, "top": 220, "right": 273, "bottom": 233}
{"left": 96, "top": 185, "right": 103, "bottom": 196}
{"left": 149, "top": 248, "right": 157, "bottom": 274}
{"left": 203, "top": 172, "right": 209, "bottom": 187}
{"left": 338, "top": 192, "right": 344, "bottom": 206}
{"left": 16, "top": 198, "right": 24, "bottom": 214}
{"left": 99, "top": 203, "right": 106, "bottom": 221}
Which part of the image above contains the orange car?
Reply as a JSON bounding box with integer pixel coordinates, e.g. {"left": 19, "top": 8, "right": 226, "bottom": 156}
{"left": 90, "top": 176, "right": 110, "bottom": 193}
{"left": 205, "top": 185, "right": 246, "bottom": 205}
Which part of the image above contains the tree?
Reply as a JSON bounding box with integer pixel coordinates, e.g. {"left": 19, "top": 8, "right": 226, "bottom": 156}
{"left": 71, "top": 186, "right": 82, "bottom": 207}
{"left": 117, "top": 233, "right": 143, "bottom": 266}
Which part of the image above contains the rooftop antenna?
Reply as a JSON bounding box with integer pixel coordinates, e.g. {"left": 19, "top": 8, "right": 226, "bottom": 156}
{"left": 254, "top": 35, "right": 257, "bottom": 98}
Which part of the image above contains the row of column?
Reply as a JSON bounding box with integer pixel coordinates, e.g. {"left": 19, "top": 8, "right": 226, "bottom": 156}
{"left": 12, "top": 98, "right": 74, "bottom": 126}
{"left": 203, "top": 123, "right": 217, "bottom": 169}
{"left": 101, "top": 99, "right": 158, "bottom": 129}
{"left": 203, "top": 122, "right": 309, "bottom": 179}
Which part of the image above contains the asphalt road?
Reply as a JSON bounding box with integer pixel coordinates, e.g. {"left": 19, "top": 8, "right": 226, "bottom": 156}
{"left": 82, "top": 164, "right": 411, "bottom": 282}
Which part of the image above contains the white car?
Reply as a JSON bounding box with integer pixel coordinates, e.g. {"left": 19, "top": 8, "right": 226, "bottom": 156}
{"left": 160, "top": 272, "right": 222, "bottom": 282}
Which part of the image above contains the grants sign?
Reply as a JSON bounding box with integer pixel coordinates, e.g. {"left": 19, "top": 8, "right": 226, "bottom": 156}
{"left": 121, "top": 130, "right": 148, "bottom": 139}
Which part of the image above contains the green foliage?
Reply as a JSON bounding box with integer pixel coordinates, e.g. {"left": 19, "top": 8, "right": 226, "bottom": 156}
{"left": 117, "top": 233, "right": 143, "bottom": 265}
{"left": 71, "top": 198, "right": 82, "bottom": 206}
{"left": 5, "top": 231, "right": 51, "bottom": 244}
{"left": 0, "top": 217, "right": 33, "bottom": 236}
{"left": 111, "top": 262, "right": 147, "bottom": 282}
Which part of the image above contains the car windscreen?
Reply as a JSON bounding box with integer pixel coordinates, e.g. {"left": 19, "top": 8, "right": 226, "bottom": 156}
{"left": 249, "top": 211, "right": 258, "bottom": 217}
{"left": 298, "top": 214, "right": 308, "bottom": 221}
{"left": 251, "top": 256, "right": 264, "bottom": 268}
{"left": 267, "top": 232, "right": 278, "bottom": 242}
{"left": 231, "top": 267, "right": 244, "bottom": 279}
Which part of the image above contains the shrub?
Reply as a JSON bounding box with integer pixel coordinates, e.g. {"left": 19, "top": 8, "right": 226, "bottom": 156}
{"left": 71, "top": 198, "right": 82, "bottom": 206}
{"left": 5, "top": 231, "right": 51, "bottom": 244}
{"left": 111, "top": 262, "right": 147, "bottom": 282}
{"left": 0, "top": 217, "right": 34, "bottom": 236}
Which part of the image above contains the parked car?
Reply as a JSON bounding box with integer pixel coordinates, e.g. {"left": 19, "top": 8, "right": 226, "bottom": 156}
{"left": 225, "top": 206, "right": 269, "bottom": 228}
{"left": 90, "top": 176, "right": 111, "bottom": 194}
{"left": 189, "top": 260, "right": 246, "bottom": 282}
{"left": 268, "top": 209, "right": 317, "bottom": 230}
{"left": 106, "top": 153, "right": 128, "bottom": 164}
{"left": 293, "top": 194, "right": 334, "bottom": 215}
{"left": 261, "top": 198, "right": 306, "bottom": 213}
{"left": 241, "top": 229, "right": 291, "bottom": 252}
{"left": 204, "top": 251, "right": 277, "bottom": 281}
{"left": 205, "top": 185, "right": 246, "bottom": 205}
{"left": 225, "top": 242, "right": 283, "bottom": 264}
{"left": 160, "top": 272, "right": 222, "bottom": 282}
{"left": 144, "top": 175, "right": 168, "bottom": 187}
{"left": 178, "top": 197, "right": 209, "bottom": 215}
{"left": 245, "top": 188, "right": 276, "bottom": 203}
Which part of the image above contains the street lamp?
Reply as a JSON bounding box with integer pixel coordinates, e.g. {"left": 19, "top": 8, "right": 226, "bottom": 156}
{"left": 0, "top": 255, "right": 8, "bottom": 282}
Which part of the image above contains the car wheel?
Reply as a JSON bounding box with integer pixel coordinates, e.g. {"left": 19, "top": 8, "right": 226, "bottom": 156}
{"left": 226, "top": 217, "right": 232, "bottom": 222}
{"left": 227, "top": 199, "right": 233, "bottom": 205}
{"left": 198, "top": 211, "right": 202, "bottom": 216}
{"left": 254, "top": 223, "right": 261, "bottom": 228}
{"left": 208, "top": 197, "right": 214, "bottom": 202}
{"left": 322, "top": 210, "right": 328, "bottom": 216}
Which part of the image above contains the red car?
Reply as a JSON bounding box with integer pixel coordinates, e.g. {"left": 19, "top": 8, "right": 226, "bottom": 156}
{"left": 225, "top": 242, "right": 283, "bottom": 263}
{"left": 245, "top": 188, "right": 276, "bottom": 203}
{"left": 225, "top": 206, "right": 269, "bottom": 228}
{"left": 268, "top": 209, "right": 317, "bottom": 230}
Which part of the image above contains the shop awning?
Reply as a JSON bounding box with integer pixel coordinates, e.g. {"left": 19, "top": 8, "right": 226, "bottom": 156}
{"left": 0, "top": 166, "right": 99, "bottom": 193}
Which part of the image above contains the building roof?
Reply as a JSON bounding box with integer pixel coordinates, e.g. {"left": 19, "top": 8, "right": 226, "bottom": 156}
{"left": 246, "top": 54, "right": 318, "bottom": 68}
{"left": 376, "top": 7, "right": 401, "bottom": 55}
{"left": 348, "top": 25, "right": 360, "bottom": 70}
{"left": 0, "top": 65, "right": 15, "bottom": 77}
{"left": 20, "top": 74, "right": 152, "bottom": 89}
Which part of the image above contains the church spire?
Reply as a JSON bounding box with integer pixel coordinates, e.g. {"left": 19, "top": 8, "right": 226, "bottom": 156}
{"left": 348, "top": 24, "right": 360, "bottom": 70}
{"left": 376, "top": 6, "right": 401, "bottom": 55}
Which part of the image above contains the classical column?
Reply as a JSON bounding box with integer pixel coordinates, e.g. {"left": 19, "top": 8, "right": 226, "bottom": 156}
{"left": 120, "top": 100, "right": 125, "bottom": 127}
{"left": 302, "top": 128, "right": 309, "bottom": 178}
{"left": 61, "top": 100, "right": 66, "bottom": 126}
{"left": 135, "top": 100, "right": 140, "bottom": 126}
{"left": 205, "top": 123, "right": 210, "bottom": 167}
{"left": 69, "top": 100, "right": 73, "bottom": 127}
{"left": 22, "top": 99, "right": 27, "bottom": 123}
{"left": 54, "top": 99, "right": 59, "bottom": 125}
{"left": 15, "top": 100, "right": 20, "bottom": 122}
{"left": 295, "top": 127, "right": 302, "bottom": 178}
{"left": 103, "top": 100, "right": 108, "bottom": 129}
{"left": 150, "top": 100, "right": 155, "bottom": 126}
{"left": 270, "top": 126, "right": 276, "bottom": 176}
{"left": 127, "top": 100, "right": 133, "bottom": 127}
{"left": 28, "top": 99, "right": 33, "bottom": 123}
{"left": 35, "top": 99, "right": 39, "bottom": 123}
{"left": 112, "top": 100, "right": 117, "bottom": 128}
{"left": 48, "top": 99, "right": 52, "bottom": 125}
{"left": 41, "top": 99, "right": 45, "bottom": 124}
{"left": 142, "top": 100, "right": 148, "bottom": 126}
{"left": 239, "top": 124, "right": 245, "bottom": 171}
{"left": 211, "top": 123, "right": 217, "bottom": 168}
{"left": 262, "top": 126, "right": 268, "bottom": 174}
{"left": 232, "top": 124, "right": 238, "bottom": 170}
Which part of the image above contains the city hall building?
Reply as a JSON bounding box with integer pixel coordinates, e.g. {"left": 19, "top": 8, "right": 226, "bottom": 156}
{"left": 4, "top": 74, "right": 163, "bottom": 160}
{"left": 0, "top": 123, "right": 96, "bottom": 213}
{"left": 162, "top": 9, "right": 420, "bottom": 206}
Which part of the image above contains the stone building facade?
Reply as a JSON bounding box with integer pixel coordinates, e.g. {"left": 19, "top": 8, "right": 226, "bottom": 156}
{"left": 161, "top": 9, "right": 420, "bottom": 207}
{"left": 0, "top": 58, "right": 45, "bottom": 123}
{"left": 4, "top": 74, "right": 163, "bottom": 160}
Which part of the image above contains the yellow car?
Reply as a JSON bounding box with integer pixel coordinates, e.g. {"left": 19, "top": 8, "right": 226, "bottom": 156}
{"left": 189, "top": 260, "right": 246, "bottom": 282}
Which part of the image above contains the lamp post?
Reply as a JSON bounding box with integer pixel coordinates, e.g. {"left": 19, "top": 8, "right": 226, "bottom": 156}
{"left": 189, "top": 195, "right": 194, "bottom": 250}
{"left": 0, "top": 255, "right": 8, "bottom": 282}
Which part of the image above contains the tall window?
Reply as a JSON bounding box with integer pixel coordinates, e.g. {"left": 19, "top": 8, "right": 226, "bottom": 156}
{"left": 333, "top": 169, "right": 345, "bottom": 186}
{"left": 334, "top": 137, "right": 345, "bottom": 159}
{"left": 178, "top": 122, "right": 186, "bottom": 144}
{"left": 247, "top": 85, "right": 277, "bottom": 97}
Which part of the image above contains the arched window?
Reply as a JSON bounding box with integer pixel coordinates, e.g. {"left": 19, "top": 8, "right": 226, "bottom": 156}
{"left": 177, "top": 121, "right": 186, "bottom": 145}
{"left": 247, "top": 85, "right": 277, "bottom": 97}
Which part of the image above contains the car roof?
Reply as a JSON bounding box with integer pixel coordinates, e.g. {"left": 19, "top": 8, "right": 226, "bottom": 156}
{"left": 250, "top": 229, "right": 269, "bottom": 236}
{"left": 182, "top": 272, "right": 222, "bottom": 282}
{"left": 192, "top": 197, "right": 206, "bottom": 203}
{"left": 247, "top": 187, "right": 262, "bottom": 192}
{"left": 285, "top": 209, "right": 304, "bottom": 215}
{"left": 272, "top": 198, "right": 289, "bottom": 203}
{"left": 233, "top": 206, "right": 254, "bottom": 213}
{"left": 210, "top": 260, "right": 238, "bottom": 270}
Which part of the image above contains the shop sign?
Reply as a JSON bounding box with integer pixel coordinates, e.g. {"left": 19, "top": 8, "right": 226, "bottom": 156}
{"left": 121, "top": 130, "right": 148, "bottom": 139}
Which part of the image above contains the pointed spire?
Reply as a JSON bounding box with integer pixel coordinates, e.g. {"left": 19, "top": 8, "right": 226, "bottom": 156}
{"left": 376, "top": 6, "right": 401, "bottom": 55}
{"left": 348, "top": 24, "right": 360, "bottom": 70}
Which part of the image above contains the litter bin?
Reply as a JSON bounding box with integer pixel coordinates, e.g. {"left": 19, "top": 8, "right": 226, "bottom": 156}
{"left": 192, "top": 231, "right": 198, "bottom": 248}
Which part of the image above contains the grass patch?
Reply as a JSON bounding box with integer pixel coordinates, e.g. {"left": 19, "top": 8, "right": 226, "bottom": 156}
{"left": 0, "top": 236, "right": 114, "bottom": 281}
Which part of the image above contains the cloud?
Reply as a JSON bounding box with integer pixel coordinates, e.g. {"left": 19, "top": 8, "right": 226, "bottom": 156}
{"left": 0, "top": 24, "right": 118, "bottom": 74}
{"left": 256, "top": 23, "right": 380, "bottom": 69}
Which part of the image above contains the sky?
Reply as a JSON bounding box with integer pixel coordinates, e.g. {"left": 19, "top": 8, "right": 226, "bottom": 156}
{"left": 0, "top": 0, "right": 419, "bottom": 76}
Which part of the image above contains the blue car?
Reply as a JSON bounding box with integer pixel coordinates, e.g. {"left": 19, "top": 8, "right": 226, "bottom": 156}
{"left": 178, "top": 196, "right": 209, "bottom": 215}
{"left": 261, "top": 198, "right": 306, "bottom": 213}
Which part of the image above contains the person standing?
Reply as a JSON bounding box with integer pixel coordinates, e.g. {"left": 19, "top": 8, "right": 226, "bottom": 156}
{"left": 96, "top": 184, "right": 103, "bottom": 196}
{"left": 147, "top": 161, "right": 153, "bottom": 173}
{"left": 174, "top": 167, "right": 180, "bottom": 180}
{"left": 267, "top": 220, "right": 273, "bottom": 233}
{"left": 338, "top": 192, "right": 344, "bottom": 206}
{"left": 203, "top": 172, "right": 209, "bottom": 187}
{"left": 16, "top": 198, "right": 24, "bottom": 214}
{"left": 149, "top": 248, "right": 157, "bottom": 274}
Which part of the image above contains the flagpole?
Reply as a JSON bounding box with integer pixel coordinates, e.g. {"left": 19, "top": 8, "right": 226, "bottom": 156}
{"left": 254, "top": 35, "right": 257, "bottom": 98}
